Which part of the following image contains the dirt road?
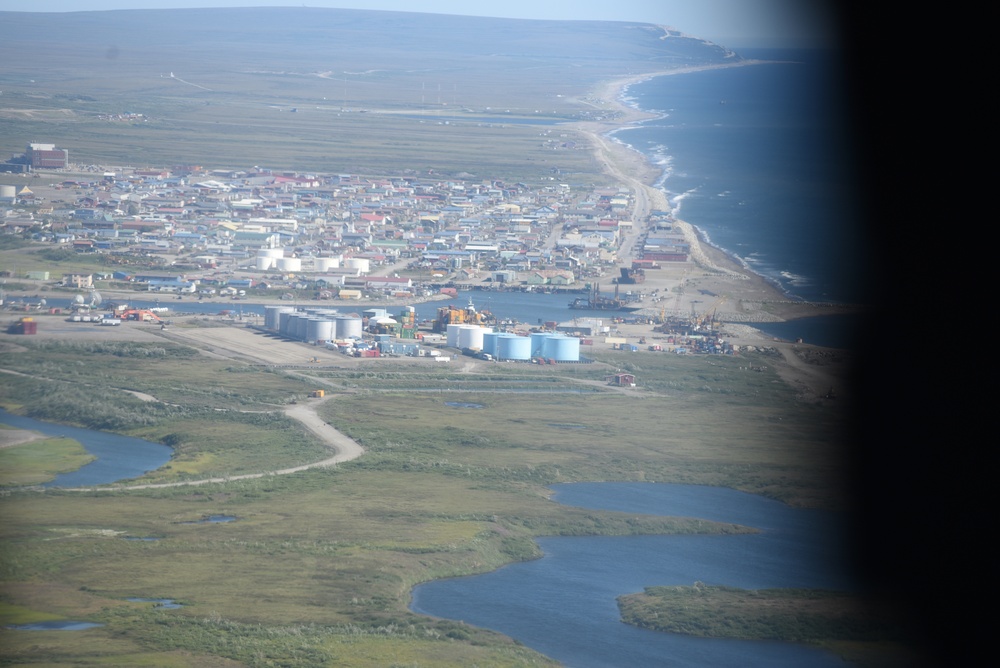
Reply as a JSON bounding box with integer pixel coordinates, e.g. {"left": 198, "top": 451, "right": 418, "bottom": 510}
{"left": 70, "top": 393, "right": 364, "bottom": 492}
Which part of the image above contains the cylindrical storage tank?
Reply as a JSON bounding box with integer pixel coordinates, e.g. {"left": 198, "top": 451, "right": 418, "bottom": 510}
{"left": 258, "top": 248, "right": 284, "bottom": 259}
{"left": 0, "top": 185, "right": 16, "bottom": 199}
{"left": 264, "top": 305, "right": 294, "bottom": 330}
{"left": 482, "top": 331, "right": 500, "bottom": 356}
{"left": 314, "top": 257, "right": 340, "bottom": 272}
{"left": 530, "top": 332, "right": 551, "bottom": 357}
{"left": 543, "top": 335, "right": 580, "bottom": 362}
{"left": 306, "top": 318, "right": 335, "bottom": 344}
{"left": 277, "top": 257, "right": 302, "bottom": 273}
{"left": 278, "top": 311, "right": 295, "bottom": 336}
{"left": 283, "top": 313, "right": 301, "bottom": 338}
{"left": 335, "top": 315, "right": 363, "bottom": 340}
{"left": 345, "top": 257, "right": 370, "bottom": 273}
{"left": 497, "top": 334, "right": 531, "bottom": 361}
{"left": 293, "top": 315, "right": 309, "bottom": 340}
{"left": 256, "top": 256, "right": 275, "bottom": 271}
{"left": 458, "top": 325, "right": 486, "bottom": 351}
{"left": 446, "top": 323, "right": 464, "bottom": 348}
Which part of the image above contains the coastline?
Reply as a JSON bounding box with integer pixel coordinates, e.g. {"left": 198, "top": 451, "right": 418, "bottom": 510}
{"left": 570, "top": 63, "right": 863, "bottom": 325}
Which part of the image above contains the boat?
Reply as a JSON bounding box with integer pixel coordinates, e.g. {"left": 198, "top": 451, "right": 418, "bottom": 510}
{"left": 568, "top": 283, "right": 640, "bottom": 312}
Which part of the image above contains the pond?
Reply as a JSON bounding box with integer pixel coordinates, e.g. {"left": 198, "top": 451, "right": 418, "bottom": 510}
{"left": 0, "top": 410, "right": 172, "bottom": 487}
{"left": 6, "top": 621, "right": 103, "bottom": 631}
{"left": 411, "top": 482, "right": 854, "bottom": 667}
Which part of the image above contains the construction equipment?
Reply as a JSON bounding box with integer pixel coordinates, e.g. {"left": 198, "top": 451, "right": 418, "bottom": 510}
{"left": 693, "top": 296, "right": 725, "bottom": 331}
{"left": 433, "top": 297, "right": 495, "bottom": 332}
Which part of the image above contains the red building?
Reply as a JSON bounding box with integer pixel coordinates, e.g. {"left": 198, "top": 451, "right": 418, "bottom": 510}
{"left": 27, "top": 143, "right": 69, "bottom": 169}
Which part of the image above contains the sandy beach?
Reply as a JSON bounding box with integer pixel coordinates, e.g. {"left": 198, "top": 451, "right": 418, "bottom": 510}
{"left": 567, "top": 63, "right": 862, "bottom": 329}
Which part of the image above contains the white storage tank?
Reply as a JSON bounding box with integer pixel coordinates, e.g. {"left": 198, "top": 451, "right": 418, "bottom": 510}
{"left": 278, "top": 311, "right": 295, "bottom": 336}
{"left": 0, "top": 185, "right": 17, "bottom": 199}
{"left": 345, "top": 257, "right": 370, "bottom": 274}
{"left": 277, "top": 257, "right": 302, "bottom": 273}
{"left": 306, "top": 318, "right": 335, "bottom": 343}
{"left": 335, "top": 315, "right": 363, "bottom": 340}
{"left": 291, "top": 315, "right": 307, "bottom": 340}
{"left": 497, "top": 334, "right": 531, "bottom": 361}
{"left": 458, "top": 325, "right": 486, "bottom": 351}
{"left": 314, "top": 257, "right": 340, "bottom": 272}
{"left": 446, "top": 323, "right": 464, "bottom": 348}
{"left": 284, "top": 313, "right": 304, "bottom": 339}
{"left": 265, "top": 305, "right": 295, "bottom": 330}
{"left": 259, "top": 248, "right": 284, "bottom": 259}
{"left": 256, "top": 256, "right": 276, "bottom": 271}
{"left": 543, "top": 335, "right": 580, "bottom": 362}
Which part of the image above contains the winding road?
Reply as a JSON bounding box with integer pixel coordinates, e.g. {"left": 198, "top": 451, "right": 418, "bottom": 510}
{"left": 76, "top": 394, "right": 364, "bottom": 492}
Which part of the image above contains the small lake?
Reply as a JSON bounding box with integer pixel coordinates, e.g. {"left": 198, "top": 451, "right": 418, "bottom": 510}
{"left": 0, "top": 410, "right": 172, "bottom": 487}
{"left": 411, "top": 483, "right": 854, "bottom": 667}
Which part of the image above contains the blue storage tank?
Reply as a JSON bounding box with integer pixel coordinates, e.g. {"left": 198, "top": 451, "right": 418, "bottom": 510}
{"left": 482, "top": 331, "right": 500, "bottom": 356}
{"left": 530, "top": 332, "right": 551, "bottom": 357}
{"left": 543, "top": 335, "right": 580, "bottom": 362}
{"left": 497, "top": 334, "right": 531, "bottom": 361}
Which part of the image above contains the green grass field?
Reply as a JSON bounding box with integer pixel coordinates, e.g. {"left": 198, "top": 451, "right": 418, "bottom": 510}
{"left": 0, "top": 328, "right": 853, "bottom": 665}
{"left": 0, "top": 436, "right": 94, "bottom": 486}
{"left": 618, "top": 585, "right": 917, "bottom": 667}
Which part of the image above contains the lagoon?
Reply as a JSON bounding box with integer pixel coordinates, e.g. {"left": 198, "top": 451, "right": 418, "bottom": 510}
{"left": 0, "top": 410, "right": 171, "bottom": 487}
{"left": 411, "top": 483, "right": 853, "bottom": 667}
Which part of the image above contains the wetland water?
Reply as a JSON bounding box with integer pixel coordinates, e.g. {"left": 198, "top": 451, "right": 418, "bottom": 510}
{"left": 0, "top": 410, "right": 171, "bottom": 487}
{"left": 411, "top": 483, "right": 853, "bottom": 667}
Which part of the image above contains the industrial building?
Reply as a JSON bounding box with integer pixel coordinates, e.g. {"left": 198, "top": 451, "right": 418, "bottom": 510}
{"left": 26, "top": 143, "right": 69, "bottom": 169}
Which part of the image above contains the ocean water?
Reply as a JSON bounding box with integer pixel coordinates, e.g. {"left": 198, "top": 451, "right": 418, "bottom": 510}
{"left": 615, "top": 48, "right": 866, "bottom": 306}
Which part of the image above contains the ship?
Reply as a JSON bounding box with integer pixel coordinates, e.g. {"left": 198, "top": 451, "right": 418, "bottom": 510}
{"left": 568, "top": 283, "right": 640, "bottom": 312}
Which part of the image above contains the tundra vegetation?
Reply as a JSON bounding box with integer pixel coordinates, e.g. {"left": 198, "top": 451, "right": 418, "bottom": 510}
{"left": 0, "top": 8, "right": 732, "bottom": 180}
{"left": 617, "top": 585, "right": 917, "bottom": 667}
{"left": 0, "top": 329, "right": 856, "bottom": 666}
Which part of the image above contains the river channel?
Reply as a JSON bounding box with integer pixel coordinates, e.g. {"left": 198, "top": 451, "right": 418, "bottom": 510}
{"left": 411, "top": 482, "right": 854, "bottom": 667}
{"left": 0, "top": 410, "right": 171, "bottom": 487}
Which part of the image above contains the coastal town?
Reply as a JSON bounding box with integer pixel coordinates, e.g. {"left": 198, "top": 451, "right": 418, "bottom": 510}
{"left": 2, "top": 145, "right": 689, "bottom": 303}
{"left": 1, "top": 140, "right": 855, "bottom": 395}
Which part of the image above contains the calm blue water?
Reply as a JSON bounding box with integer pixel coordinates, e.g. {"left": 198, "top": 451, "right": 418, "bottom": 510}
{"left": 411, "top": 483, "right": 853, "bottom": 667}
{"left": 616, "top": 49, "right": 865, "bottom": 306}
{"left": 0, "top": 410, "right": 172, "bottom": 487}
